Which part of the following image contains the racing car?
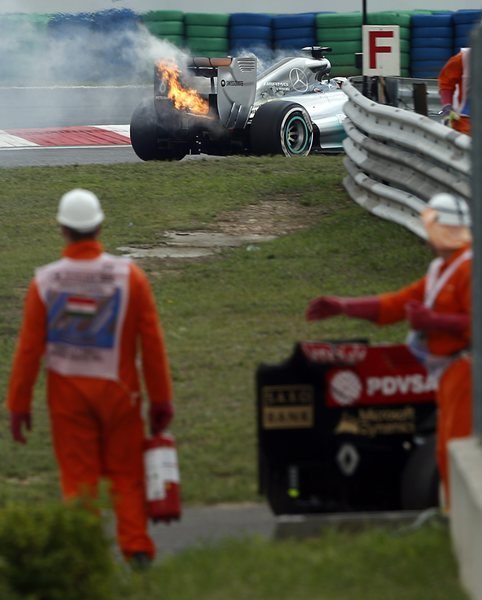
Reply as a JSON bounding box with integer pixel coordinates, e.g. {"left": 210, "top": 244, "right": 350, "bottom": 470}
{"left": 257, "top": 340, "right": 439, "bottom": 515}
{"left": 130, "top": 46, "right": 348, "bottom": 161}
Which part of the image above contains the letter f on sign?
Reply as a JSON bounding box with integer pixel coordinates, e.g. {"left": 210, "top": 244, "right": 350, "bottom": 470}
{"left": 369, "top": 31, "right": 394, "bottom": 69}
{"left": 363, "top": 26, "right": 400, "bottom": 76}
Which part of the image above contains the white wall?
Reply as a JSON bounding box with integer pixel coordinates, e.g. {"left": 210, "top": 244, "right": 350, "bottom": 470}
{"left": 4, "top": 0, "right": 482, "bottom": 14}
{"left": 449, "top": 439, "right": 482, "bottom": 600}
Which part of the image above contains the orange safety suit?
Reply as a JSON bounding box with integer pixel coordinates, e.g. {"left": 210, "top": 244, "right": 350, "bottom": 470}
{"left": 377, "top": 244, "right": 472, "bottom": 505}
{"left": 438, "top": 48, "right": 471, "bottom": 135}
{"left": 7, "top": 240, "right": 173, "bottom": 559}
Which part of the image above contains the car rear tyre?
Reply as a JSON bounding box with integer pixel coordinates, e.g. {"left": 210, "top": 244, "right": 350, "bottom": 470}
{"left": 250, "top": 101, "right": 314, "bottom": 157}
{"left": 130, "top": 98, "right": 187, "bottom": 161}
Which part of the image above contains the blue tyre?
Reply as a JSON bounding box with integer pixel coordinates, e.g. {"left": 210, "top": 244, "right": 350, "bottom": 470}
{"left": 453, "top": 41, "right": 469, "bottom": 54}
{"left": 410, "top": 26, "right": 453, "bottom": 38}
{"left": 411, "top": 37, "right": 452, "bottom": 49}
{"left": 455, "top": 22, "right": 479, "bottom": 42}
{"left": 230, "top": 39, "right": 272, "bottom": 50}
{"left": 272, "top": 15, "right": 315, "bottom": 29}
{"left": 411, "top": 14, "right": 453, "bottom": 27}
{"left": 274, "top": 37, "right": 316, "bottom": 50}
{"left": 411, "top": 47, "right": 453, "bottom": 61}
{"left": 229, "top": 13, "right": 273, "bottom": 27}
{"left": 230, "top": 25, "right": 272, "bottom": 40}
{"left": 453, "top": 9, "right": 482, "bottom": 25}
{"left": 274, "top": 27, "right": 314, "bottom": 41}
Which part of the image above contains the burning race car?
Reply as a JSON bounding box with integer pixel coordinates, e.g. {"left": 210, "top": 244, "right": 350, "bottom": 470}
{"left": 130, "top": 47, "right": 348, "bottom": 161}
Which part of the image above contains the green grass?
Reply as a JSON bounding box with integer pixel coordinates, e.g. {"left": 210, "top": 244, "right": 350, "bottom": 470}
{"left": 0, "top": 155, "right": 466, "bottom": 598}
{"left": 116, "top": 522, "right": 466, "bottom": 599}
{"left": 0, "top": 155, "right": 432, "bottom": 505}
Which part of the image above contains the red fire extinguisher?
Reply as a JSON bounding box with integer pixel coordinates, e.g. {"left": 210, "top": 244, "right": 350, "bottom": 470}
{"left": 144, "top": 432, "right": 182, "bottom": 522}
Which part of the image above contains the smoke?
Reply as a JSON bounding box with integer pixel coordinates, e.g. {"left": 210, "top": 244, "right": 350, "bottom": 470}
{"left": 0, "top": 15, "right": 197, "bottom": 128}
{"left": 0, "top": 13, "right": 286, "bottom": 88}
{"left": 0, "top": 12, "right": 276, "bottom": 129}
{"left": 0, "top": 18, "right": 190, "bottom": 86}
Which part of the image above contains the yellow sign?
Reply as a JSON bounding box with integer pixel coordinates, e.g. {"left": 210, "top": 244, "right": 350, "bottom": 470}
{"left": 261, "top": 385, "right": 314, "bottom": 430}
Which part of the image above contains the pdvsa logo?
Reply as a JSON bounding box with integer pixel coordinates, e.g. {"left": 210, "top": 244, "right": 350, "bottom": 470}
{"left": 367, "top": 374, "right": 436, "bottom": 397}
{"left": 328, "top": 369, "right": 436, "bottom": 407}
{"left": 330, "top": 370, "right": 362, "bottom": 406}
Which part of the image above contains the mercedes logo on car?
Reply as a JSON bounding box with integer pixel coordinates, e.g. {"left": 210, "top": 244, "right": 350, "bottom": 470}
{"left": 289, "top": 68, "right": 309, "bottom": 92}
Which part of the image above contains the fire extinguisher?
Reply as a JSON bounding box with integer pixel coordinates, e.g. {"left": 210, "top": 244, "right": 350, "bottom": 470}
{"left": 144, "top": 432, "right": 182, "bottom": 523}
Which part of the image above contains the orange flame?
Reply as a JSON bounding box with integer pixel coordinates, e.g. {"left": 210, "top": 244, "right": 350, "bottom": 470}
{"left": 157, "top": 61, "right": 209, "bottom": 115}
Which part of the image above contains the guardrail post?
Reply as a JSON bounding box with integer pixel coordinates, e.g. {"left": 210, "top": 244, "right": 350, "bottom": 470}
{"left": 472, "top": 24, "right": 482, "bottom": 437}
{"left": 412, "top": 82, "right": 428, "bottom": 116}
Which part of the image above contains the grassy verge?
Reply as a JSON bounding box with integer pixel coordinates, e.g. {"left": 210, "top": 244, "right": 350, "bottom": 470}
{"left": 0, "top": 155, "right": 432, "bottom": 505}
{"left": 0, "top": 155, "right": 466, "bottom": 598}
{"left": 117, "top": 521, "right": 466, "bottom": 599}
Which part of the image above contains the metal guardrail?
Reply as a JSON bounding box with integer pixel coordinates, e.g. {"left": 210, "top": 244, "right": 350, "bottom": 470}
{"left": 349, "top": 76, "right": 442, "bottom": 117}
{"left": 341, "top": 79, "right": 472, "bottom": 240}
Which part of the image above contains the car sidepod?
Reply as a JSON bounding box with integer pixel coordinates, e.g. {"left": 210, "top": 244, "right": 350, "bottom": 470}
{"left": 286, "top": 88, "right": 348, "bottom": 153}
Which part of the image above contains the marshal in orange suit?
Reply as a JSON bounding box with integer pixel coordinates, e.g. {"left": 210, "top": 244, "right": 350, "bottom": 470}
{"left": 6, "top": 189, "right": 174, "bottom": 570}
{"left": 438, "top": 48, "right": 471, "bottom": 135}
{"left": 306, "top": 193, "right": 472, "bottom": 510}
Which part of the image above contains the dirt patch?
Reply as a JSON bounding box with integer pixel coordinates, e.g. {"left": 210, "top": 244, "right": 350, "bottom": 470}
{"left": 214, "top": 199, "right": 326, "bottom": 236}
{"left": 119, "top": 200, "right": 324, "bottom": 260}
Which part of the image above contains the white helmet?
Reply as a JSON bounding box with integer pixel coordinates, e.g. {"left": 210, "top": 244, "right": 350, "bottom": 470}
{"left": 427, "top": 193, "right": 471, "bottom": 227}
{"left": 57, "top": 188, "right": 104, "bottom": 232}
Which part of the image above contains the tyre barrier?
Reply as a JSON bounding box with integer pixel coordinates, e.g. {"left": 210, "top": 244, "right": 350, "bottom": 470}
{"left": 453, "top": 9, "right": 482, "bottom": 53}
{"left": 367, "top": 11, "right": 412, "bottom": 27}
{"left": 184, "top": 12, "right": 229, "bottom": 58}
{"left": 1, "top": 9, "right": 481, "bottom": 84}
{"left": 140, "top": 11, "right": 185, "bottom": 49}
{"left": 341, "top": 78, "right": 471, "bottom": 240}
{"left": 410, "top": 15, "right": 454, "bottom": 79}
{"left": 46, "top": 9, "right": 142, "bottom": 83}
{"left": 315, "top": 13, "right": 363, "bottom": 78}
{"left": 272, "top": 14, "right": 316, "bottom": 54}
{"left": 143, "top": 10, "right": 184, "bottom": 22}
{"left": 229, "top": 12, "right": 273, "bottom": 27}
{"left": 229, "top": 13, "right": 273, "bottom": 61}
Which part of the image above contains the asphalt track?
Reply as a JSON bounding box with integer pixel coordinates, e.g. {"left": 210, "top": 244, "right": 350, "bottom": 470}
{"left": 146, "top": 506, "right": 427, "bottom": 561}
{"left": 0, "top": 145, "right": 140, "bottom": 168}
{"left": 0, "top": 124, "right": 140, "bottom": 168}
{"left": 0, "top": 85, "right": 145, "bottom": 167}
{"left": 148, "top": 503, "right": 276, "bottom": 560}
